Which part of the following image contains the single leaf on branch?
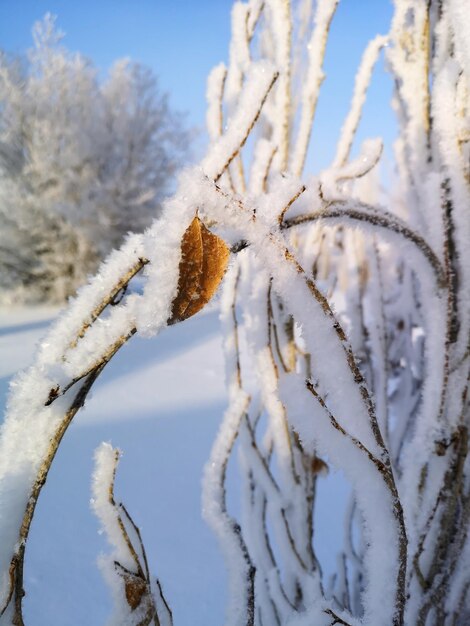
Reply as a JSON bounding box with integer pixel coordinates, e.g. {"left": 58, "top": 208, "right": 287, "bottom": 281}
{"left": 46, "top": 216, "right": 228, "bottom": 407}
{"left": 169, "top": 215, "right": 230, "bottom": 323}
{"left": 114, "top": 562, "right": 148, "bottom": 612}
{"left": 92, "top": 442, "right": 172, "bottom": 626}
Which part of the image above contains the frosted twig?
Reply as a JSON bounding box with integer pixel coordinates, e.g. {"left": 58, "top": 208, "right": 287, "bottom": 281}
{"left": 333, "top": 35, "right": 388, "bottom": 168}
{"left": 206, "top": 63, "right": 228, "bottom": 142}
{"left": 69, "top": 256, "right": 148, "bottom": 349}
{"left": 415, "top": 426, "right": 469, "bottom": 624}
{"left": 46, "top": 327, "right": 136, "bottom": 405}
{"left": 91, "top": 442, "right": 167, "bottom": 625}
{"left": 249, "top": 140, "right": 277, "bottom": 194}
{"left": 203, "top": 65, "right": 279, "bottom": 183}
{"left": 277, "top": 184, "right": 306, "bottom": 224}
{"left": 282, "top": 203, "right": 446, "bottom": 288}
{"left": 290, "top": 0, "right": 339, "bottom": 176}
{"left": 202, "top": 391, "right": 255, "bottom": 626}
{"left": 247, "top": 0, "right": 264, "bottom": 39}
{"left": 203, "top": 260, "right": 255, "bottom": 626}
{"left": 266, "top": 0, "right": 292, "bottom": 171}
{"left": 1, "top": 364, "right": 106, "bottom": 622}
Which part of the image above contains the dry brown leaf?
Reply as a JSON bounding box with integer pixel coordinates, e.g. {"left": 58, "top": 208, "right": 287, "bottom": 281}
{"left": 169, "top": 215, "right": 230, "bottom": 323}
{"left": 115, "top": 565, "right": 161, "bottom": 625}
{"left": 115, "top": 562, "right": 147, "bottom": 611}
{"left": 311, "top": 456, "right": 329, "bottom": 476}
{"left": 124, "top": 575, "right": 147, "bottom": 611}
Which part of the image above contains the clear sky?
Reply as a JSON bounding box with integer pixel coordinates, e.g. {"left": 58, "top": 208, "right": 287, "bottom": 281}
{"left": 0, "top": 0, "right": 397, "bottom": 172}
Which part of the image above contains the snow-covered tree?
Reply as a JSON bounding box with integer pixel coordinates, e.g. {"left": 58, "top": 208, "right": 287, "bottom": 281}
{"left": 0, "top": 14, "right": 188, "bottom": 303}
{"left": 0, "top": 1, "right": 469, "bottom": 625}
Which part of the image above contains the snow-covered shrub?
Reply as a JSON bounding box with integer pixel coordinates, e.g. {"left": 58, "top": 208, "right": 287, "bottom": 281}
{"left": 0, "top": 15, "right": 188, "bottom": 303}
{"left": 0, "top": 1, "right": 468, "bottom": 625}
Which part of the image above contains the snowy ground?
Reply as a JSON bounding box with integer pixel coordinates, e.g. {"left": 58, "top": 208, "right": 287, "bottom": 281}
{"left": 0, "top": 304, "right": 348, "bottom": 625}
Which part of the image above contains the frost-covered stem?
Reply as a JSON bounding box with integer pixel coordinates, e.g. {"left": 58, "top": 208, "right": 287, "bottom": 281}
{"left": 239, "top": 388, "right": 322, "bottom": 616}
{"left": 439, "top": 180, "right": 458, "bottom": 395}
{"left": 230, "top": 267, "right": 243, "bottom": 388}
{"left": 333, "top": 35, "right": 388, "bottom": 168}
{"left": 282, "top": 203, "right": 446, "bottom": 288}
{"left": 212, "top": 184, "right": 387, "bottom": 453}
{"left": 91, "top": 443, "right": 167, "bottom": 625}
{"left": 415, "top": 426, "right": 469, "bottom": 625}
{"left": 278, "top": 184, "right": 306, "bottom": 225}
{"left": 206, "top": 64, "right": 228, "bottom": 142}
{"left": 212, "top": 181, "right": 408, "bottom": 622}
{"left": 254, "top": 287, "right": 308, "bottom": 601}
{"left": 155, "top": 580, "right": 173, "bottom": 626}
{"left": 242, "top": 489, "right": 289, "bottom": 623}
{"left": 275, "top": 246, "right": 407, "bottom": 624}
{"left": 240, "top": 417, "right": 307, "bottom": 575}
{"left": 46, "top": 327, "right": 136, "bottom": 404}
{"left": 278, "top": 0, "right": 291, "bottom": 172}
{"left": 266, "top": 0, "right": 292, "bottom": 171}
{"left": 342, "top": 497, "right": 364, "bottom": 613}
{"left": 407, "top": 378, "right": 469, "bottom": 620}
{"left": 387, "top": 265, "right": 424, "bottom": 472}
{"left": 1, "top": 364, "right": 105, "bottom": 623}
{"left": 250, "top": 141, "right": 277, "bottom": 193}
{"left": 304, "top": 379, "right": 383, "bottom": 475}
{"left": 288, "top": 246, "right": 400, "bottom": 446}
{"left": 290, "top": 0, "right": 338, "bottom": 176}
{"left": 70, "top": 256, "right": 148, "bottom": 349}
{"left": 119, "top": 503, "right": 153, "bottom": 589}
{"left": 203, "top": 261, "right": 255, "bottom": 626}
{"left": 354, "top": 268, "right": 376, "bottom": 415}
{"left": 432, "top": 49, "right": 470, "bottom": 368}
{"left": 238, "top": 257, "right": 323, "bottom": 612}
{"left": 241, "top": 265, "right": 299, "bottom": 492}
{"left": 305, "top": 377, "right": 407, "bottom": 624}
{"left": 406, "top": 168, "right": 468, "bottom": 618}
{"left": 367, "top": 240, "right": 390, "bottom": 443}
{"left": 269, "top": 293, "right": 293, "bottom": 374}
{"left": 388, "top": 0, "right": 432, "bottom": 173}
{"left": 203, "top": 395, "right": 255, "bottom": 626}
{"left": 208, "top": 69, "right": 279, "bottom": 184}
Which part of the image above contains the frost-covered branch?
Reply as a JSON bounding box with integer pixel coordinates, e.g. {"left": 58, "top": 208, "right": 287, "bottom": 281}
{"left": 282, "top": 201, "right": 446, "bottom": 288}
{"left": 91, "top": 443, "right": 172, "bottom": 626}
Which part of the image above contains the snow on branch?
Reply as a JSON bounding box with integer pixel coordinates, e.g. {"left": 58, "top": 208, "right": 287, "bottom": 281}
{"left": 91, "top": 443, "right": 172, "bottom": 626}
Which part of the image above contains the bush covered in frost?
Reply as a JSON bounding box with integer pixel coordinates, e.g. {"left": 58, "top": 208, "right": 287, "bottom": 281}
{"left": 0, "top": 15, "right": 188, "bottom": 303}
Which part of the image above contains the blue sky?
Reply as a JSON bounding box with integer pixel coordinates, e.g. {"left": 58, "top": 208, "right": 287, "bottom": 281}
{"left": 0, "top": 0, "right": 397, "bottom": 172}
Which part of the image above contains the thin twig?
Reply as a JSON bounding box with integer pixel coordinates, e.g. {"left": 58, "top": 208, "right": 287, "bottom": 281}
{"left": 46, "top": 328, "right": 137, "bottom": 405}
{"left": 1, "top": 364, "right": 106, "bottom": 621}
{"left": 282, "top": 204, "right": 446, "bottom": 289}
{"left": 69, "top": 256, "right": 148, "bottom": 349}
{"left": 213, "top": 72, "right": 279, "bottom": 184}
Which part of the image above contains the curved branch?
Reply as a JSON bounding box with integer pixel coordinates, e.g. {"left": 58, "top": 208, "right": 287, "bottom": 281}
{"left": 282, "top": 202, "right": 446, "bottom": 289}
{"left": 69, "top": 256, "right": 148, "bottom": 349}
{"left": 333, "top": 35, "right": 388, "bottom": 168}
{"left": 1, "top": 261, "right": 148, "bottom": 620}
{"left": 46, "top": 327, "right": 136, "bottom": 406}
{"left": 2, "top": 363, "right": 106, "bottom": 623}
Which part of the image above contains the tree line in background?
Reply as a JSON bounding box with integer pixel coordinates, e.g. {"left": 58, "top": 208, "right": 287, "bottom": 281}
{"left": 0, "top": 15, "right": 188, "bottom": 303}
